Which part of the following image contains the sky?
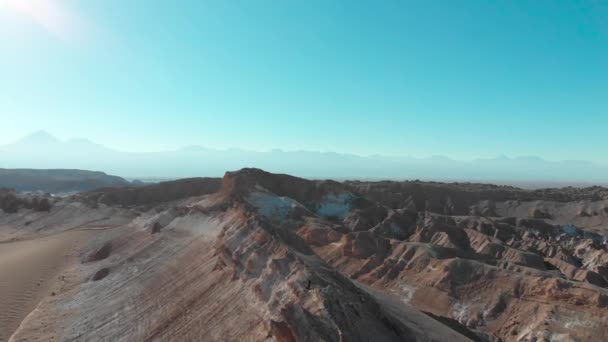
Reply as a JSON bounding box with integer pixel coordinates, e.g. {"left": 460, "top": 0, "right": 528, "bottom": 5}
{"left": 1, "top": 0, "right": 607, "bottom": 162}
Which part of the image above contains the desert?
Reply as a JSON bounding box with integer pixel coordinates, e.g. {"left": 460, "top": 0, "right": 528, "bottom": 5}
{"left": 1, "top": 168, "right": 607, "bottom": 341}
{"left": 2, "top": 2, "right": 606, "bottom": 340}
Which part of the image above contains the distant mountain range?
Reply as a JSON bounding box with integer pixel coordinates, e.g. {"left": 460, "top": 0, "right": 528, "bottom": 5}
{"left": 1, "top": 131, "right": 608, "bottom": 186}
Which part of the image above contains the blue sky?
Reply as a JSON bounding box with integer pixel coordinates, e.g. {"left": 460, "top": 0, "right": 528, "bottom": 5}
{"left": 1, "top": 1, "right": 607, "bottom": 161}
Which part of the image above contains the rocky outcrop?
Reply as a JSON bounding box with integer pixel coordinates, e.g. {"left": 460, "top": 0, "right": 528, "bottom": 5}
{"left": 0, "top": 188, "right": 53, "bottom": 213}
{"left": 81, "top": 177, "right": 221, "bottom": 207}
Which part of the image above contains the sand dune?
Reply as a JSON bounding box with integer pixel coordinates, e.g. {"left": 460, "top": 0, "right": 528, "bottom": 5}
{"left": 0, "top": 231, "right": 89, "bottom": 341}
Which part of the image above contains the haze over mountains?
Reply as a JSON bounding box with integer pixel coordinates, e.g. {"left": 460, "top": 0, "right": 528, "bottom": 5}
{"left": 2, "top": 131, "right": 608, "bottom": 186}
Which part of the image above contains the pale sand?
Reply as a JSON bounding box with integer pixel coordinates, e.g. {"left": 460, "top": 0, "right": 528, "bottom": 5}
{"left": 0, "top": 231, "right": 90, "bottom": 342}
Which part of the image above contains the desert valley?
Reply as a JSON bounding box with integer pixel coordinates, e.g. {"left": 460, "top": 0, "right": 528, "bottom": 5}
{"left": 3, "top": 1, "right": 606, "bottom": 340}
{"left": 1, "top": 168, "right": 608, "bottom": 341}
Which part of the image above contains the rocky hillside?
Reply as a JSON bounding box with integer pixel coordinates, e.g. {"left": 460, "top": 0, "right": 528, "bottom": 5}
{"left": 0, "top": 168, "right": 132, "bottom": 193}
{"left": 0, "top": 188, "right": 53, "bottom": 214}
{"left": 80, "top": 177, "right": 222, "bottom": 208}
{"left": 3, "top": 168, "right": 608, "bottom": 341}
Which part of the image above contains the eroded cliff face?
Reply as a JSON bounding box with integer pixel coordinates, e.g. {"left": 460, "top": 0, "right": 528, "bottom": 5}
{"left": 4, "top": 168, "right": 608, "bottom": 342}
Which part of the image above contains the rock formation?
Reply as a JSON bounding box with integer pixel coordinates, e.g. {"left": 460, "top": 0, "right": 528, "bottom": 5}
{"left": 3, "top": 168, "right": 608, "bottom": 341}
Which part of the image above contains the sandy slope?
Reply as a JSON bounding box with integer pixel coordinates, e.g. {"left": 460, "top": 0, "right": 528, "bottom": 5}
{"left": 0, "top": 231, "right": 90, "bottom": 342}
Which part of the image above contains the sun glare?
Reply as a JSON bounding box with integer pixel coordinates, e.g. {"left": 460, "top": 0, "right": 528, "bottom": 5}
{"left": 0, "top": 0, "right": 80, "bottom": 41}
